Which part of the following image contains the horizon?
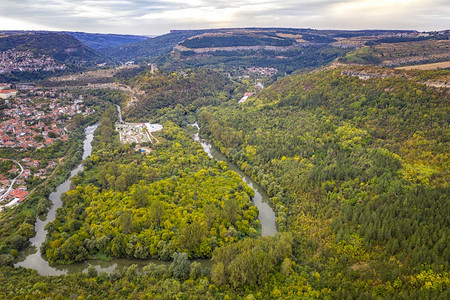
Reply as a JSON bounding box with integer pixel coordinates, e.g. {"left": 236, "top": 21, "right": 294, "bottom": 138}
{"left": 1, "top": 27, "right": 448, "bottom": 38}
{"left": 1, "top": 0, "right": 449, "bottom": 36}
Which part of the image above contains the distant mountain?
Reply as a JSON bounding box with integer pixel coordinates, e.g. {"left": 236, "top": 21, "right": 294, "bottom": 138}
{"left": 0, "top": 31, "right": 102, "bottom": 64}
{"left": 1, "top": 28, "right": 446, "bottom": 80}
{"left": 0, "top": 31, "right": 105, "bottom": 81}
{"left": 102, "top": 30, "right": 206, "bottom": 61}
{"left": 64, "top": 31, "right": 149, "bottom": 50}
{"left": 104, "top": 28, "right": 426, "bottom": 74}
{"left": 338, "top": 30, "right": 450, "bottom": 66}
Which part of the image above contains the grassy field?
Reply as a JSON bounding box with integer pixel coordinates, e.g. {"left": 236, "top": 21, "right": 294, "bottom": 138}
{"left": 396, "top": 61, "right": 450, "bottom": 70}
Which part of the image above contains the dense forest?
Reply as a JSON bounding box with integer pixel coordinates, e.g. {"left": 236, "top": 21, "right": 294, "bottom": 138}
{"left": 43, "top": 107, "right": 260, "bottom": 265}
{"left": 123, "top": 68, "right": 237, "bottom": 121}
{"left": 197, "top": 66, "right": 449, "bottom": 297}
{"left": 0, "top": 63, "right": 448, "bottom": 298}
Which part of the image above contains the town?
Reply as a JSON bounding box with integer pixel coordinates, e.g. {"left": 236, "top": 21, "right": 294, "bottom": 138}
{"left": 0, "top": 83, "right": 91, "bottom": 149}
{"left": 0, "top": 49, "right": 66, "bottom": 74}
{"left": 0, "top": 83, "right": 91, "bottom": 208}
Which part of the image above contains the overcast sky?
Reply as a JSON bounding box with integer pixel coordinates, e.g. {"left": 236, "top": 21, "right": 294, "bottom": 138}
{"left": 0, "top": 0, "right": 448, "bottom": 36}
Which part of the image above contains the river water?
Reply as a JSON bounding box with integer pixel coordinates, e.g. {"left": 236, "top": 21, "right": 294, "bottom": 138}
{"left": 16, "top": 123, "right": 276, "bottom": 276}
{"left": 191, "top": 123, "right": 277, "bottom": 236}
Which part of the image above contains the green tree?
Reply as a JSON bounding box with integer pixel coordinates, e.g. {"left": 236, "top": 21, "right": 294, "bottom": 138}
{"left": 177, "top": 221, "right": 206, "bottom": 254}
{"left": 171, "top": 252, "right": 190, "bottom": 280}
{"left": 133, "top": 185, "right": 148, "bottom": 208}
{"left": 119, "top": 211, "right": 134, "bottom": 234}
{"left": 149, "top": 200, "right": 164, "bottom": 226}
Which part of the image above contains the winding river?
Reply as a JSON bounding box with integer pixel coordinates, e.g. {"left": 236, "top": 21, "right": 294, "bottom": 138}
{"left": 191, "top": 123, "right": 277, "bottom": 236}
{"left": 16, "top": 122, "right": 276, "bottom": 276}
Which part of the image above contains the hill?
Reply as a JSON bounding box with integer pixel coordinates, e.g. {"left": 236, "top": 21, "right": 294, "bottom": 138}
{"left": 121, "top": 68, "right": 236, "bottom": 121}
{"left": 107, "top": 28, "right": 425, "bottom": 75}
{"left": 65, "top": 31, "right": 149, "bottom": 50}
{"left": 198, "top": 65, "right": 449, "bottom": 297}
{"left": 338, "top": 30, "right": 450, "bottom": 66}
{"left": 0, "top": 31, "right": 105, "bottom": 81}
{"left": 0, "top": 31, "right": 102, "bottom": 63}
{"left": 102, "top": 30, "right": 205, "bottom": 62}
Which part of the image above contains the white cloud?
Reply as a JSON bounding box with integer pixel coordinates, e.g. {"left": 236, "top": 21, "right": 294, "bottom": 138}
{"left": 0, "top": 16, "right": 57, "bottom": 31}
{"left": 0, "top": 0, "right": 448, "bottom": 35}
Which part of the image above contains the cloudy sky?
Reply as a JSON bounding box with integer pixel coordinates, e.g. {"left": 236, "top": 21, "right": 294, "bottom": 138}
{"left": 0, "top": 0, "right": 448, "bottom": 36}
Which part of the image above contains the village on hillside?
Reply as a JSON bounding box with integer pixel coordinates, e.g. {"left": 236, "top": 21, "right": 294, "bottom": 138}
{"left": 0, "top": 83, "right": 92, "bottom": 208}
{"left": 0, "top": 83, "right": 92, "bottom": 149}
{"left": 0, "top": 49, "right": 66, "bottom": 74}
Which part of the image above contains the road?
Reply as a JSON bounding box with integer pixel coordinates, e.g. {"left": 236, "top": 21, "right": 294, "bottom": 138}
{"left": 0, "top": 160, "right": 24, "bottom": 206}
{"left": 116, "top": 104, "right": 123, "bottom": 123}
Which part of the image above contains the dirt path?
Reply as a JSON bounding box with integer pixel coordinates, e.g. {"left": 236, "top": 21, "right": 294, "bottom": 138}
{"left": 149, "top": 132, "right": 159, "bottom": 144}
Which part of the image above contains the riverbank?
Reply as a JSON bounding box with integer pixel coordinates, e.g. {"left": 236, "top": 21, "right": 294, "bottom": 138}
{"left": 16, "top": 122, "right": 277, "bottom": 275}
{"left": 191, "top": 123, "right": 277, "bottom": 236}
{"left": 15, "top": 124, "right": 98, "bottom": 275}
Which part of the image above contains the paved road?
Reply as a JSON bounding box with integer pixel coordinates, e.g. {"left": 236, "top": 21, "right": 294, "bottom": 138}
{"left": 116, "top": 104, "right": 123, "bottom": 123}
{"left": 0, "top": 159, "right": 24, "bottom": 205}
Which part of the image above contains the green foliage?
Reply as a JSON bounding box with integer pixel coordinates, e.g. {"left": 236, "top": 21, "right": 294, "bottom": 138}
{"left": 212, "top": 233, "right": 293, "bottom": 288}
{"left": 339, "top": 47, "right": 382, "bottom": 64}
{"left": 180, "top": 35, "right": 295, "bottom": 48}
{"left": 171, "top": 252, "right": 190, "bottom": 280}
{"left": 43, "top": 113, "right": 260, "bottom": 264}
{"left": 1, "top": 63, "right": 448, "bottom": 298}
{"left": 123, "top": 68, "right": 236, "bottom": 122}
{"left": 199, "top": 66, "right": 449, "bottom": 297}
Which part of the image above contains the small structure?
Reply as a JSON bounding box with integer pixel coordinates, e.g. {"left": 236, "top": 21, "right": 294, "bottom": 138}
{"left": 239, "top": 92, "right": 255, "bottom": 103}
{"left": 134, "top": 145, "right": 153, "bottom": 154}
{"left": 0, "top": 83, "right": 11, "bottom": 90}
{"left": 0, "top": 89, "right": 18, "bottom": 99}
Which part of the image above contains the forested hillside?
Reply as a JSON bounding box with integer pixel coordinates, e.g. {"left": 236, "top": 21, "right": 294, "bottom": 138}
{"left": 122, "top": 68, "right": 237, "bottom": 121}
{"left": 198, "top": 66, "right": 449, "bottom": 297}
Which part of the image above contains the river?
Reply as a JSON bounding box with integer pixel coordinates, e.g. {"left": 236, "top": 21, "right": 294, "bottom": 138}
{"left": 16, "top": 122, "right": 276, "bottom": 275}
{"left": 191, "top": 123, "right": 277, "bottom": 236}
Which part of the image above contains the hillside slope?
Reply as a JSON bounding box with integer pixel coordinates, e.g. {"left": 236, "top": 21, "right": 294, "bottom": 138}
{"left": 338, "top": 31, "right": 450, "bottom": 66}
{"left": 122, "top": 68, "right": 236, "bottom": 121}
{"left": 0, "top": 31, "right": 102, "bottom": 63}
{"left": 102, "top": 30, "right": 205, "bottom": 62}
{"left": 106, "top": 28, "right": 421, "bottom": 74}
{"left": 199, "top": 66, "right": 449, "bottom": 297}
{"left": 66, "top": 31, "right": 149, "bottom": 50}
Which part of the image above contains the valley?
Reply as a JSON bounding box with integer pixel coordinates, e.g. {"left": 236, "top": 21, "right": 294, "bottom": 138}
{"left": 0, "top": 27, "right": 448, "bottom": 299}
